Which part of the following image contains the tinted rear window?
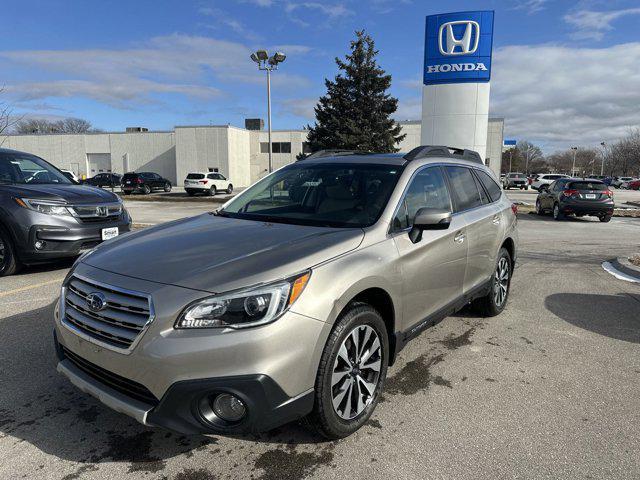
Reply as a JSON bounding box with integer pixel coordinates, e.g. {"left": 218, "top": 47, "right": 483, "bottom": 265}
{"left": 122, "top": 173, "right": 138, "bottom": 180}
{"left": 187, "top": 173, "right": 205, "bottom": 179}
{"left": 568, "top": 181, "right": 607, "bottom": 191}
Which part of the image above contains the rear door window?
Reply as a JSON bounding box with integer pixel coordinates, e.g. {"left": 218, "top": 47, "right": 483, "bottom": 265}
{"left": 444, "top": 166, "right": 483, "bottom": 212}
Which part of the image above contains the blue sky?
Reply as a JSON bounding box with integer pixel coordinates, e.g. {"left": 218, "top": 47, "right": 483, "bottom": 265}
{"left": 2, "top": 0, "right": 640, "bottom": 151}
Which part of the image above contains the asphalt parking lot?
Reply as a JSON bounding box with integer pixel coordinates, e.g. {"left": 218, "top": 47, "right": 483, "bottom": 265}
{"left": 1, "top": 210, "right": 639, "bottom": 479}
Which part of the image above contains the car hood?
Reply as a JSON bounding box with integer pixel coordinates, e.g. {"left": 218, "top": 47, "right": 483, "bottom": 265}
{"left": 3, "top": 184, "right": 119, "bottom": 204}
{"left": 83, "top": 214, "right": 364, "bottom": 293}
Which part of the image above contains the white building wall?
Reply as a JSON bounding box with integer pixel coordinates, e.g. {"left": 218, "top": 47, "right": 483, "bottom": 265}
{"left": 227, "top": 127, "right": 252, "bottom": 188}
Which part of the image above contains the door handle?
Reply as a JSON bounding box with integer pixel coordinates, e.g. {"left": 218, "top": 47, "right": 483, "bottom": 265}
{"left": 492, "top": 215, "right": 501, "bottom": 225}
{"left": 454, "top": 231, "right": 465, "bottom": 244}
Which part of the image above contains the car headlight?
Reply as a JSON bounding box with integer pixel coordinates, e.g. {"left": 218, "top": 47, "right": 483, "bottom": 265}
{"left": 15, "top": 198, "right": 72, "bottom": 216}
{"left": 176, "top": 271, "right": 311, "bottom": 329}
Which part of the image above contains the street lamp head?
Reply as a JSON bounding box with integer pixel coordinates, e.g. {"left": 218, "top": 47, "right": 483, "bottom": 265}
{"left": 571, "top": 146, "right": 578, "bottom": 151}
{"left": 273, "top": 52, "right": 286, "bottom": 63}
{"left": 268, "top": 56, "right": 278, "bottom": 66}
{"left": 250, "top": 52, "right": 259, "bottom": 63}
{"left": 256, "top": 49, "right": 269, "bottom": 61}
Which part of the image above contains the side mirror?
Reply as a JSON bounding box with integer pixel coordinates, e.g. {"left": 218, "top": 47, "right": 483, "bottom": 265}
{"left": 409, "top": 207, "right": 452, "bottom": 244}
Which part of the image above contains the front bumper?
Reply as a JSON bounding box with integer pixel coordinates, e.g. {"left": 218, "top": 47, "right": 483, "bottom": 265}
{"left": 13, "top": 210, "right": 131, "bottom": 263}
{"left": 54, "top": 334, "right": 314, "bottom": 434}
{"left": 53, "top": 263, "right": 329, "bottom": 434}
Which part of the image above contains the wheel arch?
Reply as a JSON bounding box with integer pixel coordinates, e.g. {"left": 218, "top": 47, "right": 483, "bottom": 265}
{"left": 338, "top": 287, "right": 398, "bottom": 366}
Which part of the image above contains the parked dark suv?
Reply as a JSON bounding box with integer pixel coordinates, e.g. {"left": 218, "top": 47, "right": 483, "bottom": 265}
{"left": 0, "top": 148, "right": 132, "bottom": 276}
{"left": 83, "top": 173, "right": 122, "bottom": 189}
{"left": 535, "top": 178, "right": 614, "bottom": 222}
{"left": 122, "top": 172, "right": 172, "bottom": 195}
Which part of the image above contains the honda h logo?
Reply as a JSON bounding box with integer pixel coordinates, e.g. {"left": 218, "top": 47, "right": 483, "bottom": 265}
{"left": 96, "top": 206, "right": 108, "bottom": 217}
{"left": 438, "top": 21, "right": 480, "bottom": 56}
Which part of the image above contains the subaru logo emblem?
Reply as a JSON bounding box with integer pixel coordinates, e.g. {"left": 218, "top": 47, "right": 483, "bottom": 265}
{"left": 86, "top": 292, "right": 107, "bottom": 312}
{"left": 439, "top": 20, "right": 480, "bottom": 56}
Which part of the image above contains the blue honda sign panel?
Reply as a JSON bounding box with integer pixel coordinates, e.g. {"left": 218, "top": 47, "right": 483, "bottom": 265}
{"left": 423, "top": 11, "right": 494, "bottom": 86}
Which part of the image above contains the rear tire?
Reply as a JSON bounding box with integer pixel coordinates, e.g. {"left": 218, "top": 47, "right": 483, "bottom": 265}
{"left": 599, "top": 214, "right": 612, "bottom": 223}
{"left": 0, "top": 228, "right": 20, "bottom": 277}
{"left": 472, "top": 247, "right": 512, "bottom": 317}
{"left": 553, "top": 203, "right": 564, "bottom": 221}
{"left": 535, "top": 199, "right": 545, "bottom": 215}
{"left": 208, "top": 186, "right": 217, "bottom": 196}
{"left": 142, "top": 184, "right": 151, "bottom": 195}
{"left": 305, "top": 303, "right": 388, "bottom": 439}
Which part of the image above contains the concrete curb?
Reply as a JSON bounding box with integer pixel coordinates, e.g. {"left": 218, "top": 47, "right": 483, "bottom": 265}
{"left": 602, "top": 258, "right": 640, "bottom": 284}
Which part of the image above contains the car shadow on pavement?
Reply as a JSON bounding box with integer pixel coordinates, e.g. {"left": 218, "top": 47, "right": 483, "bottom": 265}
{"left": 0, "top": 302, "right": 324, "bottom": 474}
{"left": 13, "top": 257, "right": 76, "bottom": 276}
{"left": 545, "top": 292, "right": 640, "bottom": 343}
{"left": 519, "top": 212, "right": 597, "bottom": 223}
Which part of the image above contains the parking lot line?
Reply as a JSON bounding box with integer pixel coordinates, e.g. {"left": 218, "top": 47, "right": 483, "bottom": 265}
{"left": 0, "top": 277, "right": 64, "bottom": 297}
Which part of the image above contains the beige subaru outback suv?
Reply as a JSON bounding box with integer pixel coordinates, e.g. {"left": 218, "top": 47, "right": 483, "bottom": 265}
{"left": 54, "top": 146, "right": 518, "bottom": 439}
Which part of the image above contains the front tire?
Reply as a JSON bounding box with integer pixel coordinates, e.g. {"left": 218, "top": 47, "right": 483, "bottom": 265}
{"left": 227, "top": 184, "right": 233, "bottom": 194}
{"left": 305, "top": 303, "right": 388, "bottom": 439}
{"left": 535, "top": 199, "right": 545, "bottom": 215}
{"left": 472, "top": 247, "right": 512, "bottom": 317}
{"left": 0, "top": 228, "right": 20, "bottom": 277}
{"left": 142, "top": 184, "right": 151, "bottom": 195}
{"left": 164, "top": 182, "right": 172, "bottom": 192}
{"left": 599, "top": 214, "right": 612, "bottom": 223}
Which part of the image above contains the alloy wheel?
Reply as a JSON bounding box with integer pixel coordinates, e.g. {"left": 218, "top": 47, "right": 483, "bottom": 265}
{"left": 331, "top": 325, "right": 382, "bottom": 420}
{"left": 494, "top": 257, "right": 510, "bottom": 307}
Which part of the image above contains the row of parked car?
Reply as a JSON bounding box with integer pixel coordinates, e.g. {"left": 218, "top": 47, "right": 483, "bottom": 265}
{"left": 64, "top": 171, "right": 234, "bottom": 196}
{"left": 501, "top": 172, "right": 640, "bottom": 191}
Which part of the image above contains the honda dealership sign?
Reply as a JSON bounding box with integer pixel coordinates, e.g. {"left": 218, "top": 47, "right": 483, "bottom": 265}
{"left": 424, "top": 11, "right": 494, "bottom": 85}
{"left": 421, "top": 10, "right": 499, "bottom": 176}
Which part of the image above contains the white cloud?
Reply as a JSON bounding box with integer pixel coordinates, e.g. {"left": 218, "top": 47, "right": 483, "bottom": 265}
{"left": 281, "top": 97, "right": 317, "bottom": 119}
{"left": 370, "top": 0, "right": 412, "bottom": 14}
{"left": 513, "top": 0, "right": 549, "bottom": 14}
{"left": 491, "top": 42, "right": 640, "bottom": 150}
{"left": 565, "top": 8, "right": 640, "bottom": 41}
{"left": 0, "top": 34, "right": 311, "bottom": 109}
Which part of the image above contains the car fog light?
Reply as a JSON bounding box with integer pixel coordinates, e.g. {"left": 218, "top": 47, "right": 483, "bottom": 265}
{"left": 212, "top": 393, "right": 246, "bottom": 422}
{"left": 35, "top": 240, "right": 46, "bottom": 250}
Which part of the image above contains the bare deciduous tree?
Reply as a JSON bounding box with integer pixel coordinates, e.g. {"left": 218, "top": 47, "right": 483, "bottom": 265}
{"left": 13, "top": 117, "right": 101, "bottom": 135}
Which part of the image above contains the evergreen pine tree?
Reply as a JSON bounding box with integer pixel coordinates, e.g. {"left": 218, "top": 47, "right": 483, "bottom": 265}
{"left": 306, "top": 30, "right": 405, "bottom": 153}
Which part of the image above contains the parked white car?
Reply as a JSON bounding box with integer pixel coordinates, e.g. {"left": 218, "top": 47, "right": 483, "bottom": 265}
{"left": 60, "top": 169, "right": 79, "bottom": 183}
{"left": 611, "top": 176, "right": 634, "bottom": 188}
{"left": 531, "top": 174, "right": 569, "bottom": 191}
{"left": 184, "top": 172, "right": 233, "bottom": 196}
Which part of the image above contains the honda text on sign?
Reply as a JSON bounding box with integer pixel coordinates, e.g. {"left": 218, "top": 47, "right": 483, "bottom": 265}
{"left": 424, "top": 11, "right": 494, "bottom": 85}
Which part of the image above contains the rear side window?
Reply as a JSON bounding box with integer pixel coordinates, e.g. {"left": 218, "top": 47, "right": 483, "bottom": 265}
{"left": 568, "top": 181, "right": 607, "bottom": 191}
{"left": 475, "top": 170, "right": 502, "bottom": 202}
{"left": 188, "top": 173, "right": 205, "bottom": 180}
{"left": 393, "top": 166, "right": 451, "bottom": 230}
{"left": 445, "top": 166, "right": 483, "bottom": 212}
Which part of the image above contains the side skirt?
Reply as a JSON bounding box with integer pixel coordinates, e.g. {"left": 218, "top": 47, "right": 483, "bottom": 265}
{"left": 391, "top": 279, "right": 492, "bottom": 362}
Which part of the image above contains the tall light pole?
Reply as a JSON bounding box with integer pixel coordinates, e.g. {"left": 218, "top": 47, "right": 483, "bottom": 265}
{"left": 600, "top": 141, "right": 606, "bottom": 176}
{"left": 250, "top": 50, "right": 286, "bottom": 174}
{"left": 571, "top": 146, "right": 578, "bottom": 176}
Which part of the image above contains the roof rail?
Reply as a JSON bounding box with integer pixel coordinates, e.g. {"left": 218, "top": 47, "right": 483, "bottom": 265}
{"left": 298, "top": 149, "right": 370, "bottom": 161}
{"left": 403, "top": 145, "right": 483, "bottom": 164}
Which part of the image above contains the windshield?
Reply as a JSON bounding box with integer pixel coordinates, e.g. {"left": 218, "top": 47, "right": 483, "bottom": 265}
{"left": 221, "top": 163, "right": 403, "bottom": 228}
{"left": 0, "top": 153, "right": 71, "bottom": 185}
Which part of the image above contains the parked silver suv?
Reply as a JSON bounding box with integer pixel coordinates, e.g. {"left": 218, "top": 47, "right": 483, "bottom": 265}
{"left": 54, "top": 146, "right": 518, "bottom": 439}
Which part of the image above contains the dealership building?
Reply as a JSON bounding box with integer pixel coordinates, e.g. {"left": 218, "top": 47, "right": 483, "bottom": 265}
{"left": 1, "top": 117, "right": 504, "bottom": 187}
